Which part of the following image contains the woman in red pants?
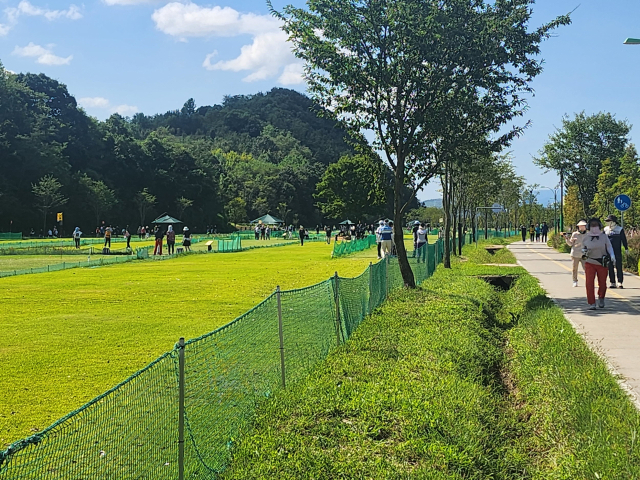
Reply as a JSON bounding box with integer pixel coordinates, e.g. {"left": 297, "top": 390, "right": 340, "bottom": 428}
{"left": 583, "top": 218, "right": 616, "bottom": 310}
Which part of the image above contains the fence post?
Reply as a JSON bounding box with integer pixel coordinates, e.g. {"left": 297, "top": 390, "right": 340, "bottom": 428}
{"left": 277, "top": 286, "right": 286, "bottom": 388}
{"left": 334, "top": 272, "right": 341, "bottom": 346}
{"left": 368, "top": 262, "right": 373, "bottom": 315}
{"left": 177, "top": 337, "right": 185, "bottom": 480}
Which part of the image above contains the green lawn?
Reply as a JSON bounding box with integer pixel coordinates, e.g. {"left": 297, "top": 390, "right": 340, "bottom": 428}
{"left": 0, "top": 241, "right": 375, "bottom": 447}
{"left": 222, "top": 243, "right": 640, "bottom": 479}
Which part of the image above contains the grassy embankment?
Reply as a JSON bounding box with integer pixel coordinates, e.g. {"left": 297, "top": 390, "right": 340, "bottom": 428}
{"left": 222, "top": 238, "right": 640, "bottom": 479}
{"left": 1, "top": 241, "right": 377, "bottom": 447}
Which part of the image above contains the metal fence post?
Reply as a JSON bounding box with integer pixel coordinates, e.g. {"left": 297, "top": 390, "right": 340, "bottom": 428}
{"left": 277, "top": 286, "right": 286, "bottom": 388}
{"left": 178, "top": 337, "right": 185, "bottom": 480}
{"left": 368, "top": 262, "right": 373, "bottom": 315}
{"left": 334, "top": 272, "right": 341, "bottom": 346}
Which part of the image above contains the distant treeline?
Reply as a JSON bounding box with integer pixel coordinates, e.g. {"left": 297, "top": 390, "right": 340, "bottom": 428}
{"left": 0, "top": 61, "right": 365, "bottom": 234}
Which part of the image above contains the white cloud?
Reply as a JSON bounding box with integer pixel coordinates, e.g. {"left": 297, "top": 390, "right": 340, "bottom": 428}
{"left": 6, "top": 1, "right": 82, "bottom": 22}
{"left": 103, "top": 0, "right": 152, "bottom": 6}
{"left": 278, "top": 63, "right": 305, "bottom": 86}
{"left": 77, "top": 97, "right": 138, "bottom": 116}
{"left": 79, "top": 97, "right": 110, "bottom": 108}
{"left": 0, "top": 23, "right": 11, "bottom": 36}
{"left": 111, "top": 104, "right": 138, "bottom": 116}
{"left": 12, "top": 42, "right": 72, "bottom": 65}
{"left": 152, "top": 2, "right": 305, "bottom": 85}
{"left": 152, "top": 2, "right": 279, "bottom": 38}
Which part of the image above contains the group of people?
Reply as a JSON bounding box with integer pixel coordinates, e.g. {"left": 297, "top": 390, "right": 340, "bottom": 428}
{"left": 564, "top": 214, "right": 628, "bottom": 310}
{"left": 520, "top": 222, "right": 549, "bottom": 243}
{"left": 153, "top": 225, "right": 192, "bottom": 255}
{"left": 254, "top": 224, "right": 272, "bottom": 240}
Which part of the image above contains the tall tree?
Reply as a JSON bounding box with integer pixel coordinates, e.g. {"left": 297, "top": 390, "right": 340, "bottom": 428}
{"left": 593, "top": 159, "right": 617, "bottom": 220}
{"left": 32, "top": 175, "right": 68, "bottom": 232}
{"left": 134, "top": 188, "right": 156, "bottom": 226}
{"left": 176, "top": 196, "right": 193, "bottom": 219}
{"left": 79, "top": 174, "right": 117, "bottom": 226}
{"left": 315, "top": 154, "right": 389, "bottom": 220}
{"left": 274, "top": 0, "right": 570, "bottom": 286}
{"left": 535, "top": 112, "right": 630, "bottom": 217}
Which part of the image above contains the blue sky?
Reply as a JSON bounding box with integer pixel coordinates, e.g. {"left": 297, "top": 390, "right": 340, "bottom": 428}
{"left": 1, "top": 0, "right": 639, "bottom": 203}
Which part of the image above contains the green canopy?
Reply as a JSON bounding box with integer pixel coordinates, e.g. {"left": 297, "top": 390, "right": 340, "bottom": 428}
{"left": 152, "top": 213, "right": 182, "bottom": 224}
{"left": 339, "top": 220, "right": 355, "bottom": 225}
{"left": 250, "top": 214, "right": 283, "bottom": 225}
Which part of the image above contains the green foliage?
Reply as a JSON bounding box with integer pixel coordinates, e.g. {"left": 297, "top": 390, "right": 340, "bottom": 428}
{"left": 31, "top": 175, "right": 68, "bottom": 231}
{"left": 315, "top": 154, "right": 390, "bottom": 220}
{"left": 536, "top": 112, "right": 631, "bottom": 217}
{"left": 133, "top": 188, "right": 156, "bottom": 225}
{"left": 547, "top": 232, "right": 571, "bottom": 253}
{"left": 223, "top": 250, "right": 640, "bottom": 478}
{"left": 0, "top": 73, "right": 354, "bottom": 232}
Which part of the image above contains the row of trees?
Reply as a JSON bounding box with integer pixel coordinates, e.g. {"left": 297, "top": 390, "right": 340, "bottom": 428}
{"left": 276, "top": 0, "right": 571, "bottom": 285}
{"left": 0, "top": 65, "right": 370, "bottom": 234}
{"left": 535, "top": 111, "right": 640, "bottom": 228}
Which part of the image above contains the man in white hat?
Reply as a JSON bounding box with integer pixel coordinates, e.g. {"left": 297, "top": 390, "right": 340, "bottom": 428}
{"left": 565, "top": 219, "right": 588, "bottom": 287}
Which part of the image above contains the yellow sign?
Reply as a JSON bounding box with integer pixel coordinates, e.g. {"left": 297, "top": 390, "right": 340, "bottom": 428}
{"left": 56, "top": 212, "right": 63, "bottom": 222}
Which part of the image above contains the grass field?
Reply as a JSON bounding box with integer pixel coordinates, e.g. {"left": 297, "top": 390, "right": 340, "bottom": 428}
{"left": 0, "top": 241, "right": 382, "bottom": 447}
{"left": 222, "top": 242, "right": 640, "bottom": 479}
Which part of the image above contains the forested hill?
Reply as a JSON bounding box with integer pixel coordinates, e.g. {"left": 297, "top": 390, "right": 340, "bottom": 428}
{"left": 0, "top": 62, "right": 355, "bottom": 234}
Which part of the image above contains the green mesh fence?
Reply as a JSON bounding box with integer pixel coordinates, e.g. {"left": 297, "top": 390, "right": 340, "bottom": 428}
{"left": 0, "top": 254, "right": 139, "bottom": 279}
{"left": 0, "top": 240, "right": 445, "bottom": 479}
{"left": 331, "top": 234, "right": 377, "bottom": 257}
{"left": 0, "top": 233, "right": 22, "bottom": 240}
{"left": 217, "top": 236, "right": 242, "bottom": 253}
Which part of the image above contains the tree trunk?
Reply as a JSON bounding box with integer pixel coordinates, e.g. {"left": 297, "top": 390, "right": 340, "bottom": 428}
{"left": 443, "top": 160, "right": 452, "bottom": 269}
{"left": 394, "top": 157, "right": 415, "bottom": 288}
{"left": 42, "top": 209, "right": 48, "bottom": 236}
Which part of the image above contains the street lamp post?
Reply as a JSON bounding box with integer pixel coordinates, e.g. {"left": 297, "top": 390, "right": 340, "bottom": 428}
{"left": 624, "top": 38, "right": 640, "bottom": 45}
{"left": 540, "top": 185, "right": 558, "bottom": 234}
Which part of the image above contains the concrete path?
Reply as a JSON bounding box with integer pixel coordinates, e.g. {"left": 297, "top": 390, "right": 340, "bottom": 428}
{"left": 508, "top": 241, "right": 640, "bottom": 406}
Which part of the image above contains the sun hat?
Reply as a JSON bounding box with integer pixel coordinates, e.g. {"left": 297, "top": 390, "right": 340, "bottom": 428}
{"left": 605, "top": 214, "right": 618, "bottom": 223}
{"left": 183, "top": 226, "right": 189, "bottom": 231}
{"left": 577, "top": 220, "right": 588, "bottom": 226}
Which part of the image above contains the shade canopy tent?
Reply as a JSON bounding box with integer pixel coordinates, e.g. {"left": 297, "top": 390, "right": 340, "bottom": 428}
{"left": 152, "top": 213, "right": 183, "bottom": 224}
{"left": 249, "top": 214, "right": 283, "bottom": 225}
{"left": 339, "top": 220, "right": 355, "bottom": 225}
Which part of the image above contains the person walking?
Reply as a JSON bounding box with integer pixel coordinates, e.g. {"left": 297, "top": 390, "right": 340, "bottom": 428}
{"left": 137, "top": 226, "right": 142, "bottom": 240}
{"left": 565, "top": 220, "right": 587, "bottom": 287}
{"left": 72, "top": 227, "right": 82, "bottom": 248}
{"left": 299, "top": 225, "right": 306, "bottom": 246}
{"left": 415, "top": 223, "right": 428, "bottom": 263}
{"left": 529, "top": 224, "right": 535, "bottom": 242}
{"left": 412, "top": 222, "right": 420, "bottom": 257}
{"left": 182, "top": 226, "right": 192, "bottom": 251}
{"left": 583, "top": 218, "right": 616, "bottom": 310}
{"left": 153, "top": 226, "right": 164, "bottom": 255}
{"left": 104, "top": 226, "right": 112, "bottom": 249}
{"left": 375, "top": 220, "right": 384, "bottom": 258}
{"left": 520, "top": 224, "right": 527, "bottom": 242}
{"left": 605, "top": 214, "right": 628, "bottom": 288}
{"left": 325, "top": 225, "right": 332, "bottom": 244}
{"left": 379, "top": 220, "right": 393, "bottom": 259}
{"left": 124, "top": 227, "right": 132, "bottom": 251}
{"left": 541, "top": 222, "right": 549, "bottom": 243}
{"left": 535, "top": 223, "right": 541, "bottom": 242}
{"left": 166, "top": 225, "right": 176, "bottom": 255}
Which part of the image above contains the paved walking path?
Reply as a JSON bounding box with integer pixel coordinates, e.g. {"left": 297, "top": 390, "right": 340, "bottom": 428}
{"left": 509, "top": 241, "right": 640, "bottom": 406}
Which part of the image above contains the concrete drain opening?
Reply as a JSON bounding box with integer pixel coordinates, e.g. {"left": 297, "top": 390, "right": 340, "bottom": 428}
{"left": 484, "top": 245, "right": 505, "bottom": 255}
{"left": 477, "top": 275, "right": 518, "bottom": 291}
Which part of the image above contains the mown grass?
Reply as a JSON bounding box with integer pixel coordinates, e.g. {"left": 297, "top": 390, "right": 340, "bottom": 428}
{"left": 0, "top": 242, "right": 373, "bottom": 447}
{"left": 221, "top": 241, "right": 640, "bottom": 479}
